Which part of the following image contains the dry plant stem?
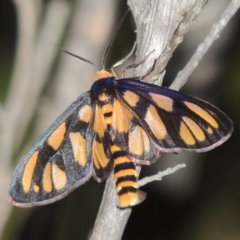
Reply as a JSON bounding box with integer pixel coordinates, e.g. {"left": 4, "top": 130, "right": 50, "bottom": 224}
{"left": 89, "top": 173, "right": 132, "bottom": 240}
{"left": 90, "top": 1, "right": 206, "bottom": 240}
{"left": 130, "top": 0, "right": 207, "bottom": 82}
{"left": 0, "top": 0, "right": 71, "bottom": 237}
{"left": 152, "top": 0, "right": 208, "bottom": 85}
{"left": 91, "top": 0, "right": 240, "bottom": 239}
{"left": 138, "top": 164, "right": 186, "bottom": 187}
{"left": 171, "top": 0, "right": 240, "bottom": 90}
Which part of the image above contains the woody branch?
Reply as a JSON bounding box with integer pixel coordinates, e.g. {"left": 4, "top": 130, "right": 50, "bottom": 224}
{"left": 90, "top": 0, "right": 240, "bottom": 239}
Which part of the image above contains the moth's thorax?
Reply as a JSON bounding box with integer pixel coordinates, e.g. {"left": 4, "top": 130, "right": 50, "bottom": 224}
{"left": 91, "top": 76, "right": 116, "bottom": 101}
{"left": 90, "top": 74, "right": 116, "bottom": 126}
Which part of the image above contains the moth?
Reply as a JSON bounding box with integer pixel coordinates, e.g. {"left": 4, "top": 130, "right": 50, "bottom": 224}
{"left": 8, "top": 63, "right": 233, "bottom": 208}
{"left": 8, "top": 8, "right": 233, "bottom": 208}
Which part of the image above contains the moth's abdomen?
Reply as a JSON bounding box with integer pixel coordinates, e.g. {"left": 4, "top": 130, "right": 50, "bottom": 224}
{"left": 95, "top": 82, "right": 146, "bottom": 207}
{"left": 111, "top": 145, "right": 146, "bottom": 208}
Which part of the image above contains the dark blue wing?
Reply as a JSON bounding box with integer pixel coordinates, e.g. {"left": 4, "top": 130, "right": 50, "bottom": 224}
{"left": 115, "top": 79, "right": 233, "bottom": 153}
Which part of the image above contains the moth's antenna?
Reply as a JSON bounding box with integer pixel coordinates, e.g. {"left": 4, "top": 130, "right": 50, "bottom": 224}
{"left": 59, "top": 47, "right": 100, "bottom": 70}
{"left": 102, "top": 8, "right": 130, "bottom": 69}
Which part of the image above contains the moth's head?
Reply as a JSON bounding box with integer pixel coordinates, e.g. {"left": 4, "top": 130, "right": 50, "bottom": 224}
{"left": 94, "top": 69, "right": 113, "bottom": 82}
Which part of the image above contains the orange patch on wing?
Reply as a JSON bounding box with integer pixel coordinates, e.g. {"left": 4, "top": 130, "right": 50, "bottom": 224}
{"left": 69, "top": 132, "right": 86, "bottom": 166}
{"left": 47, "top": 122, "right": 66, "bottom": 151}
{"left": 184, "top": 102, "right": 219, "bottom": 128}
{"left": 79, "top": 105, "right": 92, "bottom": 123}
{"left": 112, "top": 99, "right": 132, "bottom": 132}
{"left": 22, "top": 151, "right": 38, "bottom": 193}
{"left": 93, "top": 141, "right": 109, "bottom": 169}
{"left": 182, "top": 116, "right": 205, "bottom": 142}
{"left": 142, "top": 128, "right": 151, "bottom": 152}
{"left": 93, "top": 105, "right": 106, "bottom": 138}
{"left": 207, "top": 126, "right": 213, "bottom": 134}
{"left": 52, "top": 163, "right": 67, "bottom": 190}
{"left": 33, "top": 184, "right": 40, "bottom": 193}
{"left": 129, "top": 126, "right": 150, "bottom": 155}
{"left": 150, "top": 93, "right": 173, "bottom": 112}
{"left": 145, "top": 105, "right": 166, "bottom": 140}
{"left": 123, "top": 91, "right": 139, "bottom": 107}
{"left": 43, "top": 162, "right": 52, "bottom": 193}
{"left": 179, "top": 121, "right": 196, "bottom": 145}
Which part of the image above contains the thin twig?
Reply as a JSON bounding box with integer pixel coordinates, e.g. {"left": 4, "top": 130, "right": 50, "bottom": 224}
{"left": 138, "top": 164, "right": 186, "bottom": 187}
{"left": 170, "top": 0, "right": 240, "bottom": 90}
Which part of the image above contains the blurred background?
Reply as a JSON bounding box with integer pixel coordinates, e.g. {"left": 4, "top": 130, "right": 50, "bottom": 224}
{"left": 1, "top": 0, "right": 240, "bottom": 239}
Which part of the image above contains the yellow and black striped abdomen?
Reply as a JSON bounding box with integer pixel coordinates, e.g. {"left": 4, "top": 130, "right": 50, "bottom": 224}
{"left": 111, "top": 145, "right": 146, "bottom": 208}
{"left": 99, "top": 93, "right": 146, "bottom": 207}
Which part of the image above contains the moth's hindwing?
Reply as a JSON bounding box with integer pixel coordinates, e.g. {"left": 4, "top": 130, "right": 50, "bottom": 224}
{"left": 111, "top": 96, "right": 160, "bottom": 164}
{"left": 116, "top": 79, "right": 233, "bottom": 154}
{"left": 9, "top": 92, "right": 94, "bottom": 207}
{"left": 91, "top": 102, "right": 113, "bottom": 181}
